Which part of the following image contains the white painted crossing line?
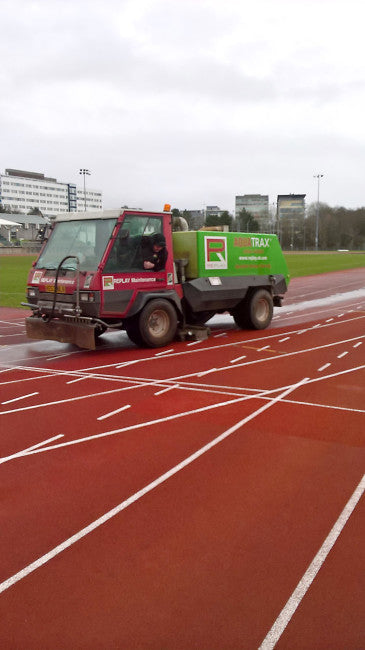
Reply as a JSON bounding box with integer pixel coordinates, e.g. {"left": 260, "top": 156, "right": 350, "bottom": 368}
{"left": 97, "top": 404, "right": 131, "bottom": 421}
{"left": 230, "top": 355, "right": 247, "bottom": 364}
{"left": 353, "top": 342, "right": 362, "bottom": 348}
{"left": 155, "top": 349, "right": 174, "bottom": 356}
{"left": 337, "top": 351, "right": 348, "bottom": 359}
{"left": 318, "top": 363, "right": 331, "bottom": 372}
{"left": 154, "top": 384, "right": 179, "bottom": 396}
{"left": 2, "top": 391, "right": 39, "bottom": 405}
{"left": 278, "top": 337, "right": 290, "bottom": 343}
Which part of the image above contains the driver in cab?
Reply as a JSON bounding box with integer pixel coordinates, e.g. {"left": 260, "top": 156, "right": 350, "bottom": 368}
{"left": 143, "top": 233, "right": 168, "bottom": 271}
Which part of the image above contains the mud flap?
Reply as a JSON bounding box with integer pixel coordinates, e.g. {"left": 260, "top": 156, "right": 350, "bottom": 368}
{"left": 25, "top": 316, "right": 98, "bottom": 350}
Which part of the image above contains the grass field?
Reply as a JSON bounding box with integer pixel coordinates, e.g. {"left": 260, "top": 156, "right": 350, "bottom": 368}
{"left": 284, "top": 252, "right": 365, "bottom": 277}
{"left": 0, "top": 252, "right": 364, "bottom": 309}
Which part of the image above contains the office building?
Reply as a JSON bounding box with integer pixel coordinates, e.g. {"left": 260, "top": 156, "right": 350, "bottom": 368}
{"left": 0, "top": 169, "right": 102, "bottom": 218}
{"left": 277, "top": 194, "right": 306, "bottom": 220}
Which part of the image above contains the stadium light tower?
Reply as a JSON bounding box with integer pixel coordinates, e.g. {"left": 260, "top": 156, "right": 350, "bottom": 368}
{"left": 79, "top": 169, "right": 91, "bottom": 211}
{"left": 313, "top": 173, "right": 324, "bottom": 251}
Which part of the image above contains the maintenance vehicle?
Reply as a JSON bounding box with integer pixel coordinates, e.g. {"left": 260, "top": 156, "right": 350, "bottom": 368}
{"left": 23, "top": 207, "right": 290, "bottom": 349}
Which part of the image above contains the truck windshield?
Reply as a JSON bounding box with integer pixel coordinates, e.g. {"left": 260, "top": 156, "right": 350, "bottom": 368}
{"left": 35, "top": 218, "right": 117, "bottom": 271}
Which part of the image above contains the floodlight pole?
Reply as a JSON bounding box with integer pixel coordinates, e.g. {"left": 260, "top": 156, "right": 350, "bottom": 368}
{"left": 313, "top": 173, "right": 323, "bottom": 251}
{"left": 79, "top": 169, "right": 91, "bottom": 211}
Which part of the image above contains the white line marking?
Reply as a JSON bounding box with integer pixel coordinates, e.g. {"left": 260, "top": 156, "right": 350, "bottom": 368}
{"left": 213, "top": 333, "right": 227, "bottom": 338}
{"left": 296, "top": 329, "right": 307, "bottom": 335}
{"left": 337, "top": 351, "right": 348, "bottom": 359}
{"left": 230, "top": 355, "right": 247, "bottom": 363}
{"left": 353, "top": 342, "right": 362, "bottom": 348}
{"left": 258, "top": 345, "right": 271, "bottom": 351}
{"left": 258, "top": 474, "right": 365, "bottom": 650}
{"left": 197, "top": 368, "right": 217, "bottom": 377}
{"left": 66, "top": 376, "right": 90, "bottom": 384}
{"left": 154, "top": 384, "right": 178, "bottom": 396}
{"left": 186, "top": 340, "right": 202, "bottom": 346}
{"left": 97, "top": 404, "right": 131, "bottom": 421}
{"left": 278, "top": 337, "right": 290, "bottom": 343}
{"left": 46, "top": 353, "right": 72, "bottom": 361}
{"left": 115, "top": 360, "right": 141, "bottom": 369}
{"left": 2, "top": 391, "right": 39, "bottom": 405}
{"left": 0, "top": 379, "right": 307, "bottom": 594}
{"left": 154, "top": 349, "right": 174, "bottom": 356}
{"left": 318, "top": 363, "right": 331, "bottom": 372}
{"left": 325, "top": 318, "right": 334, "bottom": 322}
{"left": 0, "top": 435, "right": 64, "bottom": 465}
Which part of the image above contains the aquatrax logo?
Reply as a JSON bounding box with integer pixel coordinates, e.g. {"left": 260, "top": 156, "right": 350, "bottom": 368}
{"left": 204, "top": 236, "right": 228, "bottom": 269}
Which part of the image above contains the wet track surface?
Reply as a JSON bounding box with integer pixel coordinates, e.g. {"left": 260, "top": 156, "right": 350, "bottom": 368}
{"left": 0, "top": 268, "right": 364, "bottom": 649}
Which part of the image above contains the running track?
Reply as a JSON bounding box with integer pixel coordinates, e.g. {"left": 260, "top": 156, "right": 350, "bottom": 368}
{"left": 0, "top": 269, "right": 364, "bottom": 649}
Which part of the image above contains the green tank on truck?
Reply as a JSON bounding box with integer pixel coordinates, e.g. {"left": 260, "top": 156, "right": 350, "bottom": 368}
{"left": 172, "top": 230, "right": 289, "bottom": 330}
{"left": 23, "top": 208, "right": 290, "bottom": 350}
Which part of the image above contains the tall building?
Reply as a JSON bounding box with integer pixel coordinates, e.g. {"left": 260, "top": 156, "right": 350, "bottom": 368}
{"left": 0, "top": 169, "right": 102, "bottom": 218}
{"left": 235, "top": 194, "right": 269, "bottom": 219}
{"left": 277, "top": 194, "right": 306, "bottom": 220}
{"left": 235, "top": 194, "right": 270, "bottom": 231}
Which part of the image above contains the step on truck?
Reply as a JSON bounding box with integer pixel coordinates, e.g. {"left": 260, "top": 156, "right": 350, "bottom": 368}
{"left": 23, "top": 206, "right": 290, "bottom": 349}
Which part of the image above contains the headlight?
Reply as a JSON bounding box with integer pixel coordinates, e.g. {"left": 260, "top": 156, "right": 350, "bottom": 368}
{"left": 80, "top": 292, "right": 95, "bottom": 302}
{"left": 28, "top": 288, "right": 36, "bottom": 298}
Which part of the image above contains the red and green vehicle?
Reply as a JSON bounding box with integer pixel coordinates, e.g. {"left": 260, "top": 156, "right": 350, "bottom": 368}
{"left": 23, "top": 207, "right": 290, "bottom": 349}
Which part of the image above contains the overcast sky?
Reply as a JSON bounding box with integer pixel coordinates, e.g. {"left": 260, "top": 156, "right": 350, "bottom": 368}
{"left": 1, "top": 0, "right": 365, "bottom": 213}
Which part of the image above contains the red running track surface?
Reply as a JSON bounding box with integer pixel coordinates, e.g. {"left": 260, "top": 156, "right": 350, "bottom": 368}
{"left": 0, "top": 270, "right": 364, "bottom": 648}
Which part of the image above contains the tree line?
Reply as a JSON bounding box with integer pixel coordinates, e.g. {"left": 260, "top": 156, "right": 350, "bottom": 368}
{"left": 175, "top": 205, "right": 365, "bottom": 250}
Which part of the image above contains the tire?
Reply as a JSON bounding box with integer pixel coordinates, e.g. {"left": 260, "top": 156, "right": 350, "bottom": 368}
{"left": 233, "top": 289, "right": 273, "bottom": 330}
{"left": 125, "top": 316, "right": 144, "bottom": 346}
{"left": 136, "top": 299, "right": 178, "bottom": 348}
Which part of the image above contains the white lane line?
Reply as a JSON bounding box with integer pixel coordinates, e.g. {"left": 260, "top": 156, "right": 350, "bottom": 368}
{"left": 258, "top": 345, "right": 271, "bottom": 351}
{"left": 325, "top": 318, "right": 334, "bottom": 322}
{"left": 0, "top": 435, "right": 64, "bottom": 465}
{"left": 2, "top": 391, "right": 39, "bottom": 405}
{"left": 213, "top": 333, "right": 227, "bottom": 338}
{"left": 197, "top": 368, "right": 218, "bottom": 377}
{"left": 97, "top": 404, "right": 131, "bottom": 421}
{"left": 353, "top": 342, "right": 362, "bottom": 348}
{"left": 318, "top": 363, "right": 331, "bottom": 372}
{"left": 46, "top": 353, "right": 72, "bottom": 361}
{"left": 154, "top": 384, "right": 179, "bottom": 396}
{"left": 115, "top": 360, "right": 141, "bottom": 369}
{"left": 296, "top": 329, "right": 307, "bottom": 335}
{"left": 155, "top": 349, "right": 174, "bottom": 356}
{"left": 0, "top": 379, "right": 307, "bottom": 595}
{"left": 66, "top": 376, "right": 90, "bottom": 385}
{"left": 186, "top": 340, "right": 202, "bottom": 346}
{"left": 258, "top": 474, "right": 365, "bottom": 650}
{"left": 337, "top": 351, "right": 348, "bottom": 359}
{"left": 278, "top": 337, "right": 290, "bottom": 343}
{"left": 16, "top": 379, "right": 309, "bottom": 460}
{"left": 230, "top": 355, "right": 247, "bottom": 364}
{"left": 1, "top": 316, "right": 364, "bottom": 385}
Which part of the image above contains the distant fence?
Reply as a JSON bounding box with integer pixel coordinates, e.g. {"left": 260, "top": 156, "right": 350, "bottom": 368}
{"left": 0, "top": 244, "right": 42, "bottom": 256}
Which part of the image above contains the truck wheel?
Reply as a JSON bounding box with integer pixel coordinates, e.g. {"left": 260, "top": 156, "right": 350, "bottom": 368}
{"left": 138, "top": 299, "right": 178, "bottom": 347}
{"left": 125, "top": 316, "right": 144, "bottom": 346}
{"left": 233, "top": 289, "right": 273, "bottom": 330}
